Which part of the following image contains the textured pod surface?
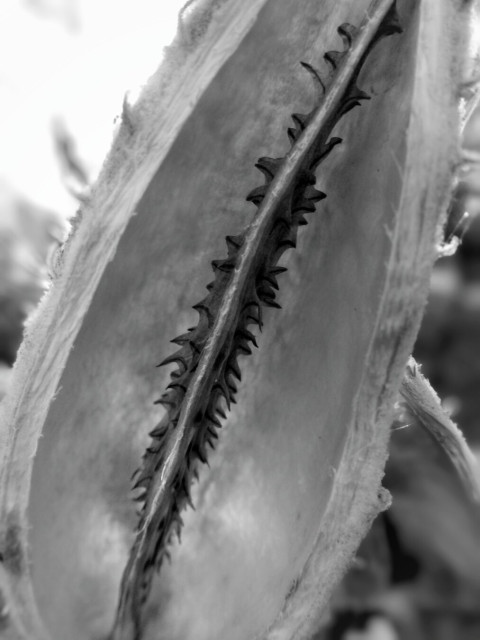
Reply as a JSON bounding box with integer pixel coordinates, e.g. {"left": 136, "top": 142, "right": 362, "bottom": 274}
{"left": 0, "top": 0, "right": 470, "bottom": 639}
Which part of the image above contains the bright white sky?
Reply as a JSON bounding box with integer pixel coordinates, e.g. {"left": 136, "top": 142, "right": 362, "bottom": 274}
{"left": 0, "top": 0, "right": 186, "bottom": 215}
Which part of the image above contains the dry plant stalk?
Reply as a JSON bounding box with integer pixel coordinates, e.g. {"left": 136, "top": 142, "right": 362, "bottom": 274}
{"left": 0, "top": 0, "right": 474, "bottom": 639}
{"left": 401, "top": 358, "right": 480, "bottom": 503}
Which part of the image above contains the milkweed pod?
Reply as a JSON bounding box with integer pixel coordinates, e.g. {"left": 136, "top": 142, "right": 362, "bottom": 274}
{"left": 0, "top": 1, "right": 472, "bottom": 639}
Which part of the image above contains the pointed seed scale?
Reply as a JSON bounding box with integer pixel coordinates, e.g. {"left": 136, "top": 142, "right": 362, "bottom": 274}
{"left": 350, "top": 88, "right": 371, "bottom": 102}
{"left": 225, "top": 234, "right": 244, "bottom": 252}
{"left": 189, "top": 340, "right": 201, "bottom": 355}
{"left": 153, "top": 397, "right": 174, "bottom": 407}
{"left": 236, "top": 341, "right": 252, "bottom": 356}
{"left": 206, "top": 424, "right": 219, "bottom": 439}
{"left": 145, "top": 446, "right": 161, "bottom": 455}
{"left": 337, "top": 22, "right": 357, "bottom": 45}
{"left": 255, "top": 156, "right": 283, "bottom": 180}
{"left": 192, "top": 302, "right": 214, "bottom": 325}
{"left": 211, "top": 259, "right": 235, "bottom": 273}
{"left": 269, "top": 266, "right": 288, "bottom": 276}
{"left": 157, "top": 353, "right": 188, "bottom": 370}
{"left": 291, "top": 113, "right": 309, "bottom": 129}
{"left": 212, "top": 381, "right": 231, "bottom": 410}
{"left": 304, "top": 186, "right": 326, "bottom": 202}
{"left": 193, "top": 443, "right": 208, "bottom": 466}
{"left": 132, "top": 475, "right": 152, "bottom": 491}
{"left": 166, "top": 382, "right": 187, "bottom": 393}
{"left": 262, "top": 298, "right": 282, "bottom": 309}
{"left": 215, "top": 406, "right": 227, "bottom": 420}
{"left": 149, "top": 425, "right": 169, "bottom": 439}
{"left": 314, "top": 137, "right": 343, "bottom": 165}
{"left": 226, "top": 358, "right": 242, "bottom": 381}
{"left": 278, "top": 238, "right": 297, "bottom": 250}
{"left": 299, "top": 60, "right": 326, "bottom": 92}
{"left": 246, "top": 185, "right": 268, "bottom": 205}
{"left": 170, "top": 333, "right": 191, "bottom": 346}
{"left": 206, "top": 411, "right": 222, "bottom": 428}
{"left": 246, "top": 313, "right": 262, "bottom": 330}
{"left": 237, "top": 328, "right": 258, "bottom": 348}
{"left": 287, "top": 127, "right": 300, "bottom": 144}
{"left": 324, "top": 50, "right": 345, "bottom": 69}
{"left": 242, "top": 299, "right": 263, "bottom": 322}
{"left": 262, "top": 274, "right": 279, "bottom": 290}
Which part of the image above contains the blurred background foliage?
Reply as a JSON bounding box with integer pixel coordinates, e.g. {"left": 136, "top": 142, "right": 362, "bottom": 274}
{"left": 1, "top": 2, "right": 480, "bottom": 639}
{"left": 0, "top": 0, "right": 184, "bottom": 393}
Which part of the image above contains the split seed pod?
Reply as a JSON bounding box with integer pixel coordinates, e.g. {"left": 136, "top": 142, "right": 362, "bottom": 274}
{"left": 0, "top": 1, "right": 473, "bottom": 639}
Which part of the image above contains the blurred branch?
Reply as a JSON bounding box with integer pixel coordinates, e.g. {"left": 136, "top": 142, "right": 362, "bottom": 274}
{"left": 460, "top": 75, "right": 480, "bottom": 130}
{"left": 52, "top": 118, "right": 91, "bottom": 201}
{"left": 400, "top": 358, "right": 480, "bottom": 503}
